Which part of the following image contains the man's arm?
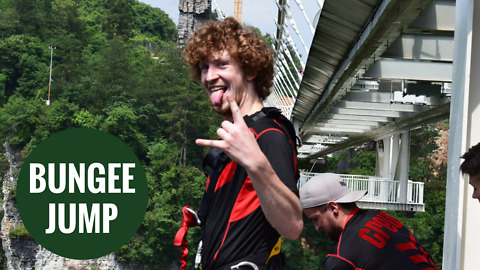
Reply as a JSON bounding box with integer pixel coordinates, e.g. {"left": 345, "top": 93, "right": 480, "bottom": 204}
{"left": 325, "top": 256, "right": 356, "bottom": 270}
{"left": 242, "top": 148, "right": 303, "bottom": 240}
{"left": 195, "top": 95, "right": 303, "bottom": 240}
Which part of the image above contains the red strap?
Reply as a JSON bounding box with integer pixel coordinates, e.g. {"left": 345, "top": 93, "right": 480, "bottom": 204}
{"left": 174, "top": 206, "right": 198, "bottom": 270}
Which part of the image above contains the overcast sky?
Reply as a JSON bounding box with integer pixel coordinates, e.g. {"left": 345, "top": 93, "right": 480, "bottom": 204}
{"left": 138, "top": 0, "right": 322, "bottom": 62}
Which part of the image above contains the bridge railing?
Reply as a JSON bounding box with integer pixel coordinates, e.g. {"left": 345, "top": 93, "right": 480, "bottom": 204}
{"left": 298, "top": 173, "right": 424, "bottom": 205}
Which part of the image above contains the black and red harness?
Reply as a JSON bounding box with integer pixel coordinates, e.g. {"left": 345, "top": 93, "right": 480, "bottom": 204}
{"left": 175, "top": 108, "right": 299, "bottom": 270}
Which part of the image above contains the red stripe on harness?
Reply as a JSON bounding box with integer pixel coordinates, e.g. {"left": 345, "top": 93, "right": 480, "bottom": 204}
{"left": 215, "top": 162, "right": 237, "bottom": 192}
{"left": 230, "top": 176, "right": 261, "bottom": 222}
{"left": 213, "top": 176, "right": 261, "bottom": 261}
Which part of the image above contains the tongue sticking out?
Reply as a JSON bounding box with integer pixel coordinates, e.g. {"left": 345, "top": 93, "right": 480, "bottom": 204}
{"left": 210, "top": 90, "right": 224, "bottom": 107}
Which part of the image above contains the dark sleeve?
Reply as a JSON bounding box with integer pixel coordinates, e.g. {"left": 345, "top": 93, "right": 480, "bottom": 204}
{"left": 256, "top": 126, "right": 298, "bottom": 193}
{"left": 325, "top": 256, "right": 355, "bottom": 270}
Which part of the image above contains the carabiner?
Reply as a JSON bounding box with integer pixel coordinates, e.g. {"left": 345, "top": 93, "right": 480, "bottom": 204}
{"left": 230, "top": 261, "right": 259, "bottom": 270}
{"left": 185, "top": 207, "right": 201, "bottom": 226}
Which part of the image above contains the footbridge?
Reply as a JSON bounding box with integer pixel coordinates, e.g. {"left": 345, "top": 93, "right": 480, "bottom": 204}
{"left": 299, "top": 172, "right": 425, "bottom": 211}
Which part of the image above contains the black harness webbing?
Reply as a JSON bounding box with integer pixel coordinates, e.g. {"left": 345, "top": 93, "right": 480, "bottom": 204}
{"left": 199, "top": 147, "right": 230, "bottom": 223}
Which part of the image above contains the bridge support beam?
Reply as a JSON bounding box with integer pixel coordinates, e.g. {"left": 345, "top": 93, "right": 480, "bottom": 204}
{"left": 375, "top": 131, "right": 410, "bottom": 204}
{"left": 376, "top": 137, "right": 387, "bottom": 178}
{"left": 397, "top": 131, "right": 410, "bottom": 204}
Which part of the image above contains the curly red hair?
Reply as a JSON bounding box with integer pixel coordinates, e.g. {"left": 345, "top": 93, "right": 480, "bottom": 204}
{"left": 183, "top": 17, "right": 274, "bottom": 100}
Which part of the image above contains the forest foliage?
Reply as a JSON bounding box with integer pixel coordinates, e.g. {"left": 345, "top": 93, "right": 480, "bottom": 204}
{"left": 0, "top": 0, "right": 446, "bottom": 269}
{"left": 0, "top": 0, "right": 219, "bottom": 268}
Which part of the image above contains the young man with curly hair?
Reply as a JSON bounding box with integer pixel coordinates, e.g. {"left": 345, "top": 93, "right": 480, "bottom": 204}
{"left": 460, "top": 142, "right": 480, "bottom": 202}
{"left": 181, "top": 17, "right": 303, "bottom": 269}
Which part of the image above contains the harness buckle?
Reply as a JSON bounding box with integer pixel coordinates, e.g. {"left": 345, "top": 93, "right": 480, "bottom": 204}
{"left": 230, "top": 261, "right": 259, "bottom": 270}
{"left": 194, "top": 240, "right": 203, "bottom": 269}
{"left": 185, "top": 207, "right": 201, "bottom": 226}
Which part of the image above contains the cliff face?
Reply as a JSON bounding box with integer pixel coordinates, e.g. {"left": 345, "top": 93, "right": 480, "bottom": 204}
{"left": 177, "top": 0, "right": 212, "bottom": 46}
{"left": 0, "top": 142, "right": 134, "bottom": 270}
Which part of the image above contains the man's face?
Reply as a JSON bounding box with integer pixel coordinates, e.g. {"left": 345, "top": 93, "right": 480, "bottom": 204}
{"left": 304, "top": 205, "right": 343, "bottom": 241}
{"left": 200, "top": 51, "right": 247, "bottom": 116}
{"left": 469, "top": 174, "right": 480, "bottom": 202}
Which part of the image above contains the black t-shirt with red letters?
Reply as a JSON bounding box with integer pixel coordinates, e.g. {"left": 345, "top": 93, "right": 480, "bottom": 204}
{"left": 325, "top": 208, "right": 438, "bottom": 270}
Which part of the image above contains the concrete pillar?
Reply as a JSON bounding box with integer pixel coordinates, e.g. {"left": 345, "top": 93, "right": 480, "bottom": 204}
{"left": 443, "top": 0, "right": 480, "bottom": 269}
{"left": 383, "top": 137, "right": 391, "bottom": 179}
{"left": 375, "top": 138, "right": 385, "bottom": 177}
{"left": 397, "top": 131, "right": 410, "bottom": 204}
{"left": 389, "top": 133, "right": 400, "bottom": 181}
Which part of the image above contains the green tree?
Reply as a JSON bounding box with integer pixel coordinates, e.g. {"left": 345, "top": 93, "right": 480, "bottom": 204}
{"left": 83, "top": 38, "right": 135, "bottom": 111}
{"left": 321, "top": 148, "right": 375, "bottom": 175}
{"left": 49, "top": 0, "right": 90, "bottom": 95}
{"left": 348, "top": 150, "right": 376, "bottom": 175}
{"left": 43, "top": 100, "right": 79, "bottom": 133}
{"left": 1, "top": 96, "right": 45, "bottom": 149}
{"left": 52, "top": 0, "right": 88, "bottom": 39}
{"left": 0, "top": 35, "right": 49, "bottom": 100}
{"left": 13, "top": 0, "right": 52, "bottom": 38}
{"left": 0, "top": 0, "right": 18, "bottom": 39}
{"left": 101, "top": 0, "right": 136, "bottom": 41}
{"left": 102, "top": 103, "right": 147, "bottom": 157}
{"left": 132, "top": 1, "right": 176, "bottom": 43}
{"left": 72, "top": 108, "right": 102, "bottom": 128}
{"left": 9, "top": 225, "right": 31, "bottom": 240}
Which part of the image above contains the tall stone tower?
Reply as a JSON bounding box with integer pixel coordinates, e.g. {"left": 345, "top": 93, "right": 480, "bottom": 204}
{"left": 177, "top": 0, "right": 212, "bottom": 47}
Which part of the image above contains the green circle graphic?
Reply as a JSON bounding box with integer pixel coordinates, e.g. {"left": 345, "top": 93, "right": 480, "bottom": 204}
{"left": 17, "top": 128, "right": 148, "bottom": 260}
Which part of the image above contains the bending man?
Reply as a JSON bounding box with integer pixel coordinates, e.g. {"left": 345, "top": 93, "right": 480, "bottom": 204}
{"left": 300, "top": 173, "right": 438, "bottom": 270}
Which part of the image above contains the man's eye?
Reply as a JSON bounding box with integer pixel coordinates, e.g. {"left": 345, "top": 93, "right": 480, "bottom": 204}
{"left": 200, "top": 65, "right": 208, "bottom": 71}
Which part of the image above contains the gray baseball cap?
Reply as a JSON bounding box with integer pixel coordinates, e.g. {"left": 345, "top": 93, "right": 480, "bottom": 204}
{"left": 299, "top": 173, "right": 367, "bottom": 209}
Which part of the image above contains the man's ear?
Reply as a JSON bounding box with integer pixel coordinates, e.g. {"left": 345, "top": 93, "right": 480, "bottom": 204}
{"left": 327, "top": 201, "right": 339, "bottom": 215}
{"left": 246, "top": 71, "right": 257, "bottom": 81}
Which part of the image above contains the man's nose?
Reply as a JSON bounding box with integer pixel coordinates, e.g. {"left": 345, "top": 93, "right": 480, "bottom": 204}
{"left": 206, "top": 66, "right": 219, "bottom": 82}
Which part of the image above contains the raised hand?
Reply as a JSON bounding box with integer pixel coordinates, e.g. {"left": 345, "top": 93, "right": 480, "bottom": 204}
{"left": 195, "top": 94, "right": 261, "bottom": 169}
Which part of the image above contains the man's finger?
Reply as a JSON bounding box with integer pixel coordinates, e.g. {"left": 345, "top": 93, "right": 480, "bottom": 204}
{"left": 195, "top": 138, "right": 225, "bottom": 149}
{"left": 221, "top": 120, "right": 234, "bottom": 131}
{"left": 226, "top": 94, "right": 246, "bottom": 125}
